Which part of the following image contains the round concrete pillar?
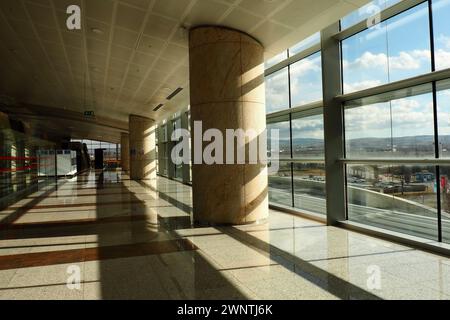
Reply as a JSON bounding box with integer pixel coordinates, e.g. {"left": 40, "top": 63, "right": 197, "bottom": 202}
{"left": 189, "top": 26, "right": 268, "bottom": 225}
{"left": 129, "top": 115, "right": 156, "bottom": 180}
{"left": 120, "top": 132, "right": 130, "bottom": 172}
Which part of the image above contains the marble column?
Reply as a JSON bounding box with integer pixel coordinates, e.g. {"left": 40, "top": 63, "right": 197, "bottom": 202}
{"left": 129, "top": 115, "right": 156, "bottom": 180}
{"left": 189, "top": 26, "right": 268, "bottom": 225}
{"left": 120, "top": 132, "right": 130, "bottom": 172}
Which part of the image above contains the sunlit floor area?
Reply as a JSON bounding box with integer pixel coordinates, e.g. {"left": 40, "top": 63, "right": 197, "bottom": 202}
{"left": 0, "top": 170, "right": 449, "bottom": 300}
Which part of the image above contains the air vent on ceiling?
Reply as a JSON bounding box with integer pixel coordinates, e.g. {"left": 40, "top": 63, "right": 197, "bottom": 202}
{"left": 153, "top": 104, "right": 164, "bottom": 112}
{"left": 166, "top": 87, "right": 183, "bottom": 100}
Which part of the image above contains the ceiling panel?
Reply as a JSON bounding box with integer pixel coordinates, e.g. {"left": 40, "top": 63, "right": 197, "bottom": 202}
{"left": 0, "top": 0, "right": 370, "bottom": 140}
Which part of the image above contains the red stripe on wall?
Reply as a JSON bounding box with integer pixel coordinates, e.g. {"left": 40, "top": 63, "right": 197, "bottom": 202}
{"left": 0, "top": 156, "right": 37, "bottom": 161}
{"left": 0, "top": 165, "right": 37, "bottom": 172}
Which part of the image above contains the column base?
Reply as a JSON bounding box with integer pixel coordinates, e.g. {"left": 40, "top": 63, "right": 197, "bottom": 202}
{"left": 193, "top": 217, "right": 269, "bottom": 227}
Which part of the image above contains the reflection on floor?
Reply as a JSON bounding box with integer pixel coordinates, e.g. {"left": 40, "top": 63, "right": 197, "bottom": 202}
{"left": 0, "top": 170, "right": 449, "bottom": 300}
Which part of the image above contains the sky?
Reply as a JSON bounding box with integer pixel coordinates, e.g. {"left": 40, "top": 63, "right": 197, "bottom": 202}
{"left": 265, "top": 0, "right": 450, "bottom": 142}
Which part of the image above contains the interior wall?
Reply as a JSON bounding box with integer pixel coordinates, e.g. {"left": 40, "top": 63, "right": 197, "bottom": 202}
{"left": 0, "top": 111, "right": 56, "bottom": 210}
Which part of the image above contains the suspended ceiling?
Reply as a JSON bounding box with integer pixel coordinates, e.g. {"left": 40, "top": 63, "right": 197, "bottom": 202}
{"left": 0, "top": 0, "right": 369, "bottom": 142}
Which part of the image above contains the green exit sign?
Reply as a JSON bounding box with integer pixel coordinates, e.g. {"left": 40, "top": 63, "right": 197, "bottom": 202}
{"left": 84, "top": 111, "right": 95, "bottom": 117}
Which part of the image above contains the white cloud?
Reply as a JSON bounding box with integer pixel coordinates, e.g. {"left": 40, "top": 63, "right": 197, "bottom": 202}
{"left": 290, "top": 56, "right": 321, "bottom": 77}
{"left": 345, "top": 97, "right": 434, "bottom": 137}
{"left": 270, "top": 116, "right": 325, "bottom": 140}
{"left": 289, "top": 55, "right": 322, "bottom": 106}
{"left": 265, "top": 72, "right": 289, "bottom": 111}
{"left": 344, "top": 80, "right": 383, "bottom": 93}
{"left": 293, "top": 130, "right": 324, "bottom": 140}
{"left": 438, "top": 34, "right": 450, "bottom": 50}
{"left": 440, "top": 90, "right": 450, "bottom": 98}
{"left": 344, "top": 50, "right": 431, "bottom": 73}
{"left": 343, "top": 49, "right": 432, "bottom": 93}
{"left": 390, "top": 98, "right": 421, "bottom": 111}
{"left": 343, "top": 52, "right": 387, "bottom": 71}
{"left": 389, "top": 50, "right": 430, "bottom": 70}
{"left": 345, "top": 103, "right": 391, "bottom": 133}
{"left": 391, "top": 99, "right": 433, "bottom": 131}
{"left": 436, "top": 49, "right": 450, "bottom": 70}
{"left": 292, "top": 118, "right": 323, "bottom": 130}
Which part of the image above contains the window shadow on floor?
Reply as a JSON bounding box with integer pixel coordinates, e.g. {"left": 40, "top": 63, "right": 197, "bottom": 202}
{"left": 0, "top": 179, "right": 69, "bottom": 232}
{"left": 93, "top": 171, "right": 251, "bottom": 299}
{"left": 145, "top": 181, "right": 383, "bottom": 299}
{"left": 217, "top": 226, "right": 382, "bottom": 300}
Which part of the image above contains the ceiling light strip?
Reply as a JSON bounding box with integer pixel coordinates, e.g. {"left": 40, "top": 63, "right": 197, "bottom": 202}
{"left": 166, "top": 87, "right": 183, "bottom": 100}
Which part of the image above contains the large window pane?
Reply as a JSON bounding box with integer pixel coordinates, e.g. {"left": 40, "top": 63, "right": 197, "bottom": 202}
{"left": 293, "top": 162, "right": 326, "bottom": 215}
{"left": 342, "top": 3, "right": 431, "bottom": 93}
{"left": 265, "top": 68, "right": 289, "bottom": 113}
{"left": 386, "top": 3, "right": 431, "bottom": 81}
{"left": 267, "top": 115, "right": 291, "bottom": 160}
{"left": 439, "top": 167, "right": 450, "bottom": 243}
{"left": 172, "top": 118, "right": 183, "bottom": 181}
{"left": 433, "top": 0, "right": 450, "bottom": 70}
{"left": 268, "top": 116, "right": 293, "bottom": 208}
{"left": 438, "top": 80, "right": 450, "bottom": 244}
{"left": 342, "top": 21, "right": 389, "bottom": 93}
{"left": 437, "top": 79, "right": 450, "bottom": 158}
{"left": 291, "top": 110, "right": 326, "bottom": 215}
{"left": 347, "top": 164, "right": 438, "bottom": 241}
{"left": 290, "top": 52, "right": 322, "bottom": 107}
{"left": 269, "top": 161, "right": 292, "bottom": 208}
{"left": 345, "top": 84, "right": 435, "bottom": 158}
{"left": 291, "top": 110, "right": 324, "bottom": 159}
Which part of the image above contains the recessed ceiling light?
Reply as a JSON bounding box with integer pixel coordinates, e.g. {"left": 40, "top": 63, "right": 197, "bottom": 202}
{"left": 91, "top": 28, "right": 104, "bottom": 35}
{"left": 153, "top": 104, "right": 164, "bottom": 112}
{"left": 166, "top": 87, "right": 183, "bottom": 100}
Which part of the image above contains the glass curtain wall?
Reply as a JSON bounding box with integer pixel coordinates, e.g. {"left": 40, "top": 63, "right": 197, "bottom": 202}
{"left": 156, "top": 110, "right": 191, "bottom": 184}
{"left": 340, "top": 0, "right": 450, "bottom": 243}
{"left": 156, "top": 124, "right": 169, "bottom": 177}
{"left": 172, "top": 117, "right": 183, "bottom": 181}
{"left": 265, "top": 33, "right": 326, "bottom": 215}
{"left": 264, "top": 0, "right": 450, "bottom": 244}
{"left": 1, "top": 114, "right": 55, "bottom": 210}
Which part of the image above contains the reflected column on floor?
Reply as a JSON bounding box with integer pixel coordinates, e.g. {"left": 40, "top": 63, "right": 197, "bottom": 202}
{"left": 129, "top": 115, "right": 156, "bottom": 181}
{"left": 189, "top": 26, "right": 268, "bottom": 225}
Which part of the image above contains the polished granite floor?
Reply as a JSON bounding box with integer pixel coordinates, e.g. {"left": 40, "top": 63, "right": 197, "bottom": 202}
{"left": 0, "top": 170, "right": 449, "bottom": 300}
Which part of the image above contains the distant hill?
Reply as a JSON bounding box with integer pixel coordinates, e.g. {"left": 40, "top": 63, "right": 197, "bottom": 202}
{"left": 276, "top": 135, "right": 450, "bottom": 148}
